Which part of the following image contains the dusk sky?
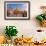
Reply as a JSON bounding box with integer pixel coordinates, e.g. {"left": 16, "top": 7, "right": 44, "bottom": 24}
{"left": 7, "top": 4, "right": 26, "bottom": 10}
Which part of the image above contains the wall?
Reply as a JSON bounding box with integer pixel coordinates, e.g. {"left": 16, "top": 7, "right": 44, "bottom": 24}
{"left": 0, "top": 0, "right": 46, "bottom": 42}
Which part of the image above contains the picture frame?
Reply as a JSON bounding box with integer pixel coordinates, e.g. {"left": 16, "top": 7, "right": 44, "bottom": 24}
{"left": 4, "top": 1, "right": 30, "bottom": 20}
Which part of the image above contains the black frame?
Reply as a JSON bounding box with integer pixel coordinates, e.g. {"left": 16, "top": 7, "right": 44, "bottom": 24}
{"left": 4, "top": 1, "right": 30, "bottom": 20}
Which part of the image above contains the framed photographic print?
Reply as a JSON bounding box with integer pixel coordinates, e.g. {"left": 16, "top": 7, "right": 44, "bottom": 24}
{"left": 4, "top": 1, "right": 30, "bottom": 20}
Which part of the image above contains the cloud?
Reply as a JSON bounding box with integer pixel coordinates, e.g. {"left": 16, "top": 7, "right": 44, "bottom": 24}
{"left": 20, "top": 3, "right": 28, "bottom": 11}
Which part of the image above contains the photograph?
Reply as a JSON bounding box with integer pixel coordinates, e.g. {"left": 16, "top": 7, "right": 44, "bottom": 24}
{"left": 4, "top": 1, "right": 30, "bottom": 20}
